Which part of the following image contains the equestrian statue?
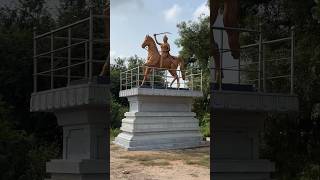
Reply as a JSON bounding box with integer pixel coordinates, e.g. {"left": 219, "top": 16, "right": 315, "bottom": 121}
{"left": 141, "top": 34, "right": 185, "bottom": 88}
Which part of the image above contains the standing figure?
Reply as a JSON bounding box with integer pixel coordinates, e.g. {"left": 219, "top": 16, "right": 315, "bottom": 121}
{"left": 154, "top": 34, "right": 172, "bottom": 68}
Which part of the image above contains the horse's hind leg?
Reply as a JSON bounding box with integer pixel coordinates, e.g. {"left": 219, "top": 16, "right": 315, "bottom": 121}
{"left": 168, "top": 70, "right": 179, "bottom": 88}
{"left": 141, "top": 67, "right": 151, "bottom": 86}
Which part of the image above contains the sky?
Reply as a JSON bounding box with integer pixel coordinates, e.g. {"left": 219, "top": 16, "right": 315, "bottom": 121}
{"left": 110, "top": 0, "right": 209, "bottom": 64}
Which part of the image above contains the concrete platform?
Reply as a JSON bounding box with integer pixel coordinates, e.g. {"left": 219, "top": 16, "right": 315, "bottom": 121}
{"left": 115, "top": 88, "right": 203, "bottom": 150}
{"left": 211, "top": 85, "right": 299, "bottom": 180}
{"left": 30, "top": 83, "right": 110, "bottom": 180}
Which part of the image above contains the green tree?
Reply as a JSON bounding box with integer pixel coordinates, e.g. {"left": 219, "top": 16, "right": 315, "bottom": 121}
{"left": 238, "top": 1, "right": 320, "bottom": 179}
{"left": 176, "top": 15, "right": 210, "bottom": 128}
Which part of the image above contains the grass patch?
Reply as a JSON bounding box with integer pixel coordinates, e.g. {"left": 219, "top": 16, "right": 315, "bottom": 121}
{"left": 120, "top": 155, "right": 171, "bottom": 166}
{"left": 117, "top": 147, "right": 210, "bottom": 168}
{"left": 140, "top": 160, "right": 170, "bottom": 166}
{"left": 184, "top": 155, "right": 209, "bottom": 168}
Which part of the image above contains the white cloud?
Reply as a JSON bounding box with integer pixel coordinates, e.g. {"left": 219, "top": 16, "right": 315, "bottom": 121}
{"left": 193, "top": 2, "right": 209, "bottom": 19}
{"left": 111, "top": 0, "right": 144, "bottom": 9}
{"left": 164, "top": 4, "right": 182, "bottom": 22}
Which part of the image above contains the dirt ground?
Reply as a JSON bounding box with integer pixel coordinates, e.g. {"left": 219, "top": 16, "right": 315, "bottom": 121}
{"left": 110, "top": 143, "right": 210, "bottom": 180}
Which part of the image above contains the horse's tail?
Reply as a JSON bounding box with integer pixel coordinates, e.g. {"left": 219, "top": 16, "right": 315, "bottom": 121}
{"left": 178, "top": 57, "right": 186, "bottom": 80}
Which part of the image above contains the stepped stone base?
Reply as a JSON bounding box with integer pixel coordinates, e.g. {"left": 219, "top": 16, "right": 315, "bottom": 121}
{"left": 115, "top": 112, "right": 202, "bottom": 150}
{"left": 115, "top": 88, "right": 203, "bottom": 151}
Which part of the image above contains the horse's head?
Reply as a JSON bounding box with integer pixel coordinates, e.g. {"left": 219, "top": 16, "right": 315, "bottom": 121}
{"left": 141, "top": 35, "right": 153, "bottom": 49}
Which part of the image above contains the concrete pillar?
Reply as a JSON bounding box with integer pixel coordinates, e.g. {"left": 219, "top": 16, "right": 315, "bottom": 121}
{"left": 30, "top": 83, "right": 110, "bottom": 180}
{"left": 211, "top": 89, "right": 299, "bottom": 180}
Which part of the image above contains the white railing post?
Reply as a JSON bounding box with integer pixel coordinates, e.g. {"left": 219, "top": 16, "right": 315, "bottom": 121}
{"left": 33, "top": 27, "right": 37, "bottom": 92}
{"left": 191, "top": 68, "right": 194, "bottom": 91}
{"left": 201, "top": 70, "right": 203, "bottom": 92}
{"left": 152, "top": 67, "right": 155, "bottom": 89}
{"left": 50, "top": 33, "right": 54, "bottom": 89}
{"left": 130, "top": 69, "right": 133, "bottom": 89}
{"left": 290, "top": 26, "right": 295, "bottom": 94}
{"left": 219, "top": 30, "right": 223, "bottom": 91}
{"left": 120, "top": 72, "right": 122, "bottom": 91}
{"left": 258, "top": 25, "right": 262, "bottom": 92}
{"left": 89, "top": 7, "right": 93, "bottom": 81}
{"left": 165, "top": 70, "right": 167, "bottom": 89}
{"left": 67, "top": 28, "right": 71, "bottom": 85}
{"left": 137, "top": 66, "right": 139, "bottom": 87}
{"left": 125, "top": 71, "right": 128, "bottom": 90}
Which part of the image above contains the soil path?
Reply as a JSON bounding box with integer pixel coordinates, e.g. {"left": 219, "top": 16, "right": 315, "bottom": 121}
{"left": 110, "top": 143, "right": 210, "bottom": 180}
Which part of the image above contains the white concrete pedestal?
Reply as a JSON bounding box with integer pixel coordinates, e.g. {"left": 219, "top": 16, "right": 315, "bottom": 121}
{"left": 211, "top": 90, "right": 299, "bottom": 180}
{"left": 115, "top": 88, "right": 203, "bottom": 150}
{"left": 30, "top": 83, "right": 110, "bottom": 180}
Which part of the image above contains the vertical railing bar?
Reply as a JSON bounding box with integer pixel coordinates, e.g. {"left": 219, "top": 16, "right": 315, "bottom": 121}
{"left": 89, "top": 7, "right": 93, "bottom": 82}
{"left": 85, "top": 42, "right": 88, "bottom": 78}
{"left": 137, "top": 66, "right": 139, "bottom": 87}
{"left": 131, "top": 69, "right": 133, "bottom": 89}
{"left": 165, "top": 70, "right": 167, "bottom": 89}
{"left": 50, "top": 33, "right": 54, "bottom": 89}
{"left": 178, "top": 69, "right": 180, "bottom": 90}
{"left": 33, "top": 27, "right": 37, "bottom": 92}
{"left": 125, "top": 71, "right": 128, "bottom": 90}
{"left": 290, "top": 26, "right": 295, "bottom": 95}
{"left": 219, "top": 30, "right": 223, "bottom": 91}
{"left": 120, "top": 72, "right": 122, "bottom": 90}
{"left": 258, "top": 25, "right": 262, "bottom": 92}
{"left": 152, "top": 67, "right": 155, "bottom": 89}
{"left": 68, "top": 28, "right": 71, "bottom": 85}
{"left": 263, "top": 43, "right": 266, "bottom": 92}
{"left": 191, "top": 68, "right": 194, "bottom": 91}
{"left": 238, "top": 50, "right": 241, "bottom": 84}
{"left": 201, "top": 70, "right": 203, "bottom": 92}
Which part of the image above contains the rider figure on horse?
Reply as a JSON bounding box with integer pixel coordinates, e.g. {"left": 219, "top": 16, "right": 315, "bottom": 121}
{"left": 154, "top": 34, "right": 172, "bottom": 68}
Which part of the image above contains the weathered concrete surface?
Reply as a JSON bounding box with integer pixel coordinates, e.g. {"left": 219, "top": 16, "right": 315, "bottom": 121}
{"left": 211, "top": 88, "right": 299, "bottom": 180}
{"left": 31, "top": 83, "right": 110, "bottom": 180}
{"left": 115, "top": 88, "right": 203, "bottom": 150}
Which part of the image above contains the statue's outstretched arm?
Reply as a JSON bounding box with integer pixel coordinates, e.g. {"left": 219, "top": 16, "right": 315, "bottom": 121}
{"left": 153, "top": 34, "right": 162, "bottom": 45}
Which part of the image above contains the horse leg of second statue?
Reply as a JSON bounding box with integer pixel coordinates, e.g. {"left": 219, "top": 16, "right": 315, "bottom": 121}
{"left": 141, "top": 66, "right": 152, "bottom": 86}
{"left": 168, "top": 69, "right": 179, "bottom": 88}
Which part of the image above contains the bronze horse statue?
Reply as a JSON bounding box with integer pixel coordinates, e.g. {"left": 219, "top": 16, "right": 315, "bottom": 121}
{"left": 141, "top": 35, "right": 185, "bottom": 88}
{"left": 210, "top": 0, "right": 240, "bottom": 81}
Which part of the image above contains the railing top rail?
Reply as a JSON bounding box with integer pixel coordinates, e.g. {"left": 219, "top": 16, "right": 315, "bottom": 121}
{"left": 34, "top": 17, "right": 90, "bottom": 39}
{"left": 34, "top": 13, "right": 105, "bottom": 40}
{"left": 119, "top": 65, "right": 203, "bottom": 91}
{"left": 212, "top": 26, "right": 260, "bottom": 33}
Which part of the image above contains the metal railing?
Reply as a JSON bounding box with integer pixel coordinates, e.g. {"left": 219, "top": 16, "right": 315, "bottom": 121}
{"left": 120, "top": 66, "right": 203, "bottom": 91}
{"left": 211, "top": 25, "right": 295, "bottom": 94}
{"left": 33, "top": 8, "right": 107, "bottom": 92}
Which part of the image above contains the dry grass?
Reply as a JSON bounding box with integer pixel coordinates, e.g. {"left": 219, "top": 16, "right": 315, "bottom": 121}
{"left": 118, "top": 147, "right": 210, "bottom": 168}
{"left": 111, "top": 144, "right": 210, "bottom": 180}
